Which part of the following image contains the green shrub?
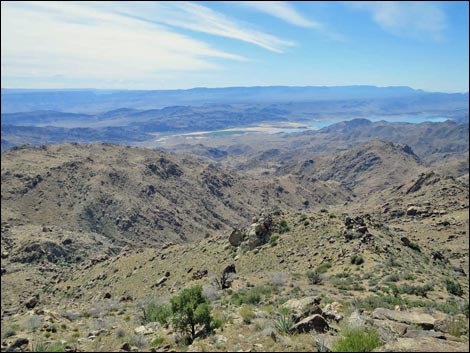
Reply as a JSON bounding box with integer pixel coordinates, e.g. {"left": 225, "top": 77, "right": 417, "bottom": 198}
{"left": 307, "top": 270, "right": 322, "bottom": 285}
{"left": 445, "top": 279, "right": 463, "bottom": 297}
{"left": 142, "top": 301, "right": 172, "bottom": 325}
{"left": 317, "top": 262, "right": 332, "bottom": 273}
{"left": 171, "top": 286, "right": 213, "bottom": 342}
{"left": 151, "top": 337, "right": 165, "bottom": 346}
{"left": 2, "top": 329, "right": 16, "bottom": 339}
{"left": 385, "top": 274, "right": 400, "bottom": 282}
{"left": 278, "top": 220, "right": 290, "bottom": 234}
{"left": 397, "top": 283, "right": 433, "bottom": 297}
{"left": 332, "top": 326, "right": 380, "bottom": 352}
{"left": 270, "top": 234, "right": 279, "bottom": 247}
{"left": 351, "top": 255, "right": 364, "bottom": 265}
{"left": 231, "top": 286, "right": 272, "bottom": 306}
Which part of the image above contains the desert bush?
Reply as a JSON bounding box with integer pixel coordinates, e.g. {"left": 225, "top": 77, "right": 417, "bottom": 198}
{"left": 127, "top": 335, "right": 148, "bottom": 348}
{"left": 269, "top": 272, "right": 287, "bottom": 287}
{"left": 331, "top": 326, "right": 380, "bottom": 352}
{"left": 278, "top": 220, "right": 290, "bottom": 234}
{"left": 171, "top": 286, "right": 213, "bottom": 342}
{"left": 231, "top": 286, "right": 272, "bottom": 306}
{"left": 142, "top": 301, "right": 172, "bottom": 325}
{"left": 385, "top": 274, "right": 400, "bottom": 282}
{"left": 23, "top": 315, "right": 42, "bottom": 331}
{"left": 445, "top": 279, "right": 463, "bottom": 297}
{"left": 317, "top": 262, "right": 332, "bottom": 273}
{"left": 151, "top": 337, "right": 165, "bottom": 346}
{"left": 2, "top": 328, "right": 16, "bottom": 339}
{"left": 307, "top": 270, "right": 322, "bottom": 285}
{"left": 270, "top": 234, "right": 279, "bottom": 247}
{"left": 350, "top": 254, "right": 364, "bottom": 265}
{"left": 31, "top": 341, "right": 65, "bottom": 352}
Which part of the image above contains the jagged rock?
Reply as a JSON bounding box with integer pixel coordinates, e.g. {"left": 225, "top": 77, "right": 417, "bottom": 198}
{"left": 191, "top": 270, "right": 208, "bottom": 280}
{"left": 403, "top": 329, "right": 447, "bottom": 339}
{"left": 406, "top": 206, "right": 418, "bottom": 216}
{"left": 431, "top": 251, "right": 446, "bottom": 262}
{"left": 371, "top": 308, "right": 436, "bottom": 329}
{"left": 6, "top": 338, "right": 29, "bottom": 351}
{"left": 24, "top": 294, "right": 39, "bottom": 309}
{"left": 153, "top": 276, "right": 167, "bottom": 287}
{"left": 289, "top": 314, "right": 329, "bottom": 334}
{"left": 373, "top": 337, "right": 469, "bottom": 352}
{"left": 348, "top": 310, "right": 368, "bottom": 328}
{"left": 281, "top": 297, "right": 322, "bottom": 323}
{"left": 400, "top": 237, "right": 411, "bottom": 247}
{"left": 121, "top": 342, "right": 131, "bottom": 351}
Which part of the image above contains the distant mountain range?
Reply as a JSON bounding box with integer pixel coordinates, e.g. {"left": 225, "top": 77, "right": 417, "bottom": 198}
{"left": 2, "top": 85, "right": 468, "bottom": 113}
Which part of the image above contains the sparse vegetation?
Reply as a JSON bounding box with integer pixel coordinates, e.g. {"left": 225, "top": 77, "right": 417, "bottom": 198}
{"left": 307, "top": 270, "right": 322, "bottom": 285}
{"left": 240, "top": 305, "right": 255, "bottom": 324}
{"left": 278, "top": 220, "right": 290, "bottom": 234}
{"left": 445, "top": 279, "right": 463, "bottom": 297}
{"left": 332, "top": 326, "right": 380, "bottom": 352}
{"left": 142, "top": 301, "right": 172, "bottom": 325}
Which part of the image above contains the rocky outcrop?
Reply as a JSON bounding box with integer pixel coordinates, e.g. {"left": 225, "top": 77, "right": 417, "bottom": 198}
{"left": 228, "top": 212, "right": 274, "bottom": 250}
{"left": 371, "top": 308, "right": 436, "bottom": 330}
{"left": 281, "top": 297, "right": 323, "bottom": 323}
{"left": 374, "top": 337, "right": 469, "bottom": 352}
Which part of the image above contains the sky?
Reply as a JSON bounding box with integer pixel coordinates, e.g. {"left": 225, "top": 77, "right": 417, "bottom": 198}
{"left": 1, "top": 1, "right": 469, "bottom": 92}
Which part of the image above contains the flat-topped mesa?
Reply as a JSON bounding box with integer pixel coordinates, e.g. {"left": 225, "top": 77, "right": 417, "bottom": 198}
{"left": 228, "top": 212, "right": 274, "bottom": 249}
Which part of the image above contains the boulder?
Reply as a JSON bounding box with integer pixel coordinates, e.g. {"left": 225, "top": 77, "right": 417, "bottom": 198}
{"left": 24, "top": 294, "right": 39, "bottom": 309}
{"left": 371, "top": 308, "right": 436, "bottom": 330}
{"left": 281, "top": 297, "right": 323, "bottom": 323}
{"left": 290, "top": 314, "right": 329, "bottom": 334}
{"left": 228, "top": 229, "right": 244, "bottom": 247}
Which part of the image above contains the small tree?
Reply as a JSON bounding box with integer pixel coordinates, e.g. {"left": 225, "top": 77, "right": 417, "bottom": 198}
{"left": 171, "top": 286, "right": 213, "bottom": 342}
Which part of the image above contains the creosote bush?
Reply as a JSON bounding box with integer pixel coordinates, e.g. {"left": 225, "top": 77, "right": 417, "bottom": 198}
{"left": 307, "top": 270, "right": 322, "bottom": 285}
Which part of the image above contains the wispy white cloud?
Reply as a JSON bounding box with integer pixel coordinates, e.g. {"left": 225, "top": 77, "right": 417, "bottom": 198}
{"left": 235, "top": 1, "right": 319, "bottom": 28}
{"left": 109, "top": 1, "right": 295, "bottom": 53}
{"left": 348, "top": 1, "right": 446, "bottom": 40}
{"left": 1, "top": 1, "right": 252, "bottom": 88}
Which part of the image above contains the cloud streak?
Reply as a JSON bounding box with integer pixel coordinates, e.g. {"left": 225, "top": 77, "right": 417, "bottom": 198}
{"left": 110, "top": 1, "right": 295, "bottom": 53}
{"left": 235, "top": 1, "right": 319, "bottom": 28}
{"left": 348, "top": 1, "right": 446, "bottom": 40}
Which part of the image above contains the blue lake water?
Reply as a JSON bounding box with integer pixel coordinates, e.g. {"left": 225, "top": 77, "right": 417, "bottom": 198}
{"left": 305, "top": 116, "right": 449, "bottom": 130}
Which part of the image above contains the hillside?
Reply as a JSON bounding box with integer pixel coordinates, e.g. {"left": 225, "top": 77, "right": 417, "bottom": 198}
{"left": 1, "top": 141, "right": 468, "bottom": 352}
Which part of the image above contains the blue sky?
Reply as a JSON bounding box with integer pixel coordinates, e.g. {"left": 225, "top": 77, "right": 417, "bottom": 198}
{"left": 1, "top": 1, "right": 468, "bottom": 92}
